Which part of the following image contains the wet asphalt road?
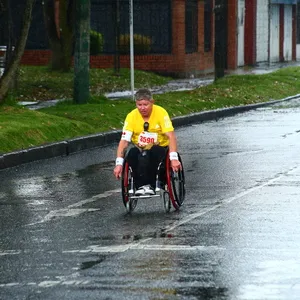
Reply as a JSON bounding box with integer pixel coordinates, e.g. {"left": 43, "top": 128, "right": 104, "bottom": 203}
{"left": 1, "top": 99, "right": 300, "bottom": 300}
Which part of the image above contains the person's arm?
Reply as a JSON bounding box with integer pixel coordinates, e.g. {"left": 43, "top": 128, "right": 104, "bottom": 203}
{"left": 116, "top": 139, "right": 129, "bottom": 159}
{"left": 113, "top": 139, "right": 129, "bottom": 179}
{"left": 165, "top": 131, "right": 177, "bottom": 153}
{"left": 165, "top": 131, "right": 181, "bottom": 172}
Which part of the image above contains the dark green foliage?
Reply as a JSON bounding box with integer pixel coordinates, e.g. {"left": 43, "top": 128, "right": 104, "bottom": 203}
{"left": 90, "top": 30, "right": 104, "bottom": 55}
{"left": 119, "top": 34, "right": 152, "bottom": 54}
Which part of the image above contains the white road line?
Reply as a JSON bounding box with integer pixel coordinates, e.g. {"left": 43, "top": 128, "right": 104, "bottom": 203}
{"left": 2, "top": 167, "right": 299, "bottom": 289}
{"left": 164, "top": 166, "right": 299, "bottom": 233}
{"left": 0, "top": 250, "right": 21, "bottom": 256}
{"left": 63, "top": 244, "right": 224, "bottom": 254}
{"left": 68, "top": 188, "right": 120, "bottom": 208}
{"left": 0, "top": 280, "right": 90, "bottom": 288}
{"left": 26, "top": 188, "right": 121, "bottom": 226}
{"left": 63, "top": 165, "right": 300, "bottom": 254}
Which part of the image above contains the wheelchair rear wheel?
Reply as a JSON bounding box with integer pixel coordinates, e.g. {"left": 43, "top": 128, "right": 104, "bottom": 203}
{"left": 121, "top": 160, "right": 138, "bottom": 212}
{"left": 165, "top": 153, "right": 185, "bottom": 210}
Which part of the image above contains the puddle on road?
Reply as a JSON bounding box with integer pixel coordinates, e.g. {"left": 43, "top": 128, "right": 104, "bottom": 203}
{"left": 80, "top": 256, "right": 107, "bottom": 270}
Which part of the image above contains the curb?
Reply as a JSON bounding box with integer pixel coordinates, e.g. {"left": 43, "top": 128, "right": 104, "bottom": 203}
{"left": 1, "top": 94, "right": 299, "bottom": 170}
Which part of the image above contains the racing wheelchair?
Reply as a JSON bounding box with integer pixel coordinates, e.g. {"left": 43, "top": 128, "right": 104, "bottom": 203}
{"left": 121, "top": 149, "right": 185, "bottom": 213}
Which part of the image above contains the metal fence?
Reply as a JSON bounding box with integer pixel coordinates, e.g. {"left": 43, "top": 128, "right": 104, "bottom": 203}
{"left": 0, "top": 0, "right": 48, "bottom": 49}
{"left": 91, "top": 0, "right": 172, "bottom": 54}
{"left": 0, "top": 0, "right": 172, "bottom": 54}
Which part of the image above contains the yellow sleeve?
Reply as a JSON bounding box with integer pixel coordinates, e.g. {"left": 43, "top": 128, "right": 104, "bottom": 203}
{"left": 160, "top": 108, "right": 174, "bottom": 133}
{"left": 123, "top": 111, "right": 134, "bottom": 132}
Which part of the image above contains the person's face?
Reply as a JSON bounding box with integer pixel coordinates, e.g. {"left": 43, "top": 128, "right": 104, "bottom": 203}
{"left": 136, "top": 99, "right": 153, "bottom": 117}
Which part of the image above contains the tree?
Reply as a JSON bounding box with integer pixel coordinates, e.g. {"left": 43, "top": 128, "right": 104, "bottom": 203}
{"left": 214, "top": 0, "right": 226, "bottom": 81}
{"left": 74, "top": 0, "right": 90, "bottom": 104}
{"left": 43, "top": 0, "right": 75, "bottom": 71}
{"left": 0, "top": 0, "right": 35, "bottom": 103}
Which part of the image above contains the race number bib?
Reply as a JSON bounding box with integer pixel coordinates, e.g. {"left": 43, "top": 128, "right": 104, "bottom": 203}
{"left": 138, "top": 131, "right": 158, "bottom": 146}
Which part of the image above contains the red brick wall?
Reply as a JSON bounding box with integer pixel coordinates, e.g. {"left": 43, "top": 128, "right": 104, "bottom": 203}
{"left": 21, "top": 0, "right": 215, "bottom": 77}
{"left": 22, "top": 50, "right": 52, "bottom": 65}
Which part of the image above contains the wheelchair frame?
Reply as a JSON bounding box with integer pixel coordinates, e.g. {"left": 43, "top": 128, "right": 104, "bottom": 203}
{"left": 121, "top": 150, "right": 185, "bottom": 213}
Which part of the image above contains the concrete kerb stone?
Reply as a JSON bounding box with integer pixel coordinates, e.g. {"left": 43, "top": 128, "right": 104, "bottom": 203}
{"left": 1, "top": 94, "right": 299, "bottom": 170}
{"left": 2, "top": 141, "right": 69, "bottom": 169}
{"left": 0, "top": 155, "right": 5, "bottom": 169}
{"left": 67, "top": 130, "right": 121, "bottom": 154}
{"left": 0, "top": 131, "right": 122, "bottom": 170}
{"left": 172, "top": 95, "right": 300, "bottom": 127}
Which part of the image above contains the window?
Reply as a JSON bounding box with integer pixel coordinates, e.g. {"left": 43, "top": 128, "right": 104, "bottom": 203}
{"left": 185, "top": 0, "right": 198, "bottom": 53}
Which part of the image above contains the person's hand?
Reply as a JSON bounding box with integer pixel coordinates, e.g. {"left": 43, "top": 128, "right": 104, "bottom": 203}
{"left": 114, "top": 165, "right": 123, "bottom": 179}
{"left": 171, "top": 159, "right": 182, "bottom": 173}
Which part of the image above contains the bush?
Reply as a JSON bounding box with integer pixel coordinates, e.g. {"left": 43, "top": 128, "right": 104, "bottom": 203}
{"left": 119, "top": 34, "right": 152, "bottom": 54}
{"left": 90, "top": 30, "right": 104, "bottom": 55}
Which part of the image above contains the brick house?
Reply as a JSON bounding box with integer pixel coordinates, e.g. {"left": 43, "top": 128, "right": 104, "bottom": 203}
{"left": 6, "top": 0, "right": 298, "bottom": 77}
{"left": 21, "top": 0, "right": 218, "bottom": 78}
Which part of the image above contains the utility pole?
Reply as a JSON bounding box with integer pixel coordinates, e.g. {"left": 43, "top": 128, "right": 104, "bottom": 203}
{"left": 74, "top": 0, "right": 90, "bottom": 104}
{"left": 214, "top": 0, "right": 226, "bottom": 81}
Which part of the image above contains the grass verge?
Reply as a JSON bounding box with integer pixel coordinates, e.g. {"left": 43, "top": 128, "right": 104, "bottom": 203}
{"left": 1, "top": 66, "right": 300, "bottom": 154}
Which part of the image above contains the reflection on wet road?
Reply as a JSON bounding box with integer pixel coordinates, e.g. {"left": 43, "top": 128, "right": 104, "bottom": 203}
{"left": 0, "top": 99, "right": 300, "bottom": 299}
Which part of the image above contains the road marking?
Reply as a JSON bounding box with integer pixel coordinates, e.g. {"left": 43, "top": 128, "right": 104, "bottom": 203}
{"left": 0, "top": 280, "right": 90, "bottom": 288}
{"left": 0, "top": 250, "right": 21, "bottom": 256}
{"left": 63, "top": 244, "right": 224, "bottom": 254}
{"left": 3, "top": 167, "right": 298, "bottom": 290}
{"left": 68, "top": 188, "right": 120, "bottom": 208}
{"left": 62, "top": 165, "right": 299, "bottom": 254}
{"left": 164, "top": 165, "right": 299, "bottom": 233}
{"left": 26, "top": 188, "right": 121, "bottom": 226}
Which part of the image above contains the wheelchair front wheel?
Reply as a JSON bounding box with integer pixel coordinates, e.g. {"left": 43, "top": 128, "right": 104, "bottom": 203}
{"left": 163, "top": 191, "right": 171, "bottom": 213}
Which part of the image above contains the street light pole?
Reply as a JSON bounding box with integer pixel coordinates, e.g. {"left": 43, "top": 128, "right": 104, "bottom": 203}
{"left": 129, "top": 0, "right": 135, "bottom": 100}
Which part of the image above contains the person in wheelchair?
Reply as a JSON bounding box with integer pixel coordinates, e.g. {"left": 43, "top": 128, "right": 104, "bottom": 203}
{"left": 113, "top": 88, "right": 181, "bottom": 196}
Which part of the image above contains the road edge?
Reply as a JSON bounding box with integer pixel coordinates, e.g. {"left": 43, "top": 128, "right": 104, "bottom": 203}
{"left": 1, "top": 95, "right": 299, "bottom": 170}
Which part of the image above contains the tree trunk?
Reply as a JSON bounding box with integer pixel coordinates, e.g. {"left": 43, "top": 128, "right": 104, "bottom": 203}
{"left": 43, "top": 0, "right": 75, "bottom": 71}
{"left": 0, "top": 0, "right": 35, "bottom": 103}
{"left": 43, "top": 0, "right": 62, "bottom": 70}
{"left": 59, "top": 0, "right": 74, "bottom": 71}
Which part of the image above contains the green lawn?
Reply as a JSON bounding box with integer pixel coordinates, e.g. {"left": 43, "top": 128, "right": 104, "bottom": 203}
{"left": 1, "top": 66, "right": 300, "bottom": 154}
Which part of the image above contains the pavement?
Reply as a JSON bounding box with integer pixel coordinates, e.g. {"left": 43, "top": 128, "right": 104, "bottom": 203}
{"left": 2, "top": 61, "right": 300, "bottom": 170}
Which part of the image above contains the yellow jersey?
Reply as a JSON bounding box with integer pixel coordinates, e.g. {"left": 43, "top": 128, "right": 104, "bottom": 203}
{"left": 121, "top": 105, "right": 174, "bottom": 147}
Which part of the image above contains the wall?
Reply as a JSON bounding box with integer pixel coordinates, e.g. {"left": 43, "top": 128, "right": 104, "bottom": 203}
{"left": 256, "top": 0, "right": 269, "bottom": 62}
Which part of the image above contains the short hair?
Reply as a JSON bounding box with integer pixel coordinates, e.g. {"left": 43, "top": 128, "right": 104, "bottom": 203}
{"left": 135, "top": 88, "right": 153, "bottom": 101}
